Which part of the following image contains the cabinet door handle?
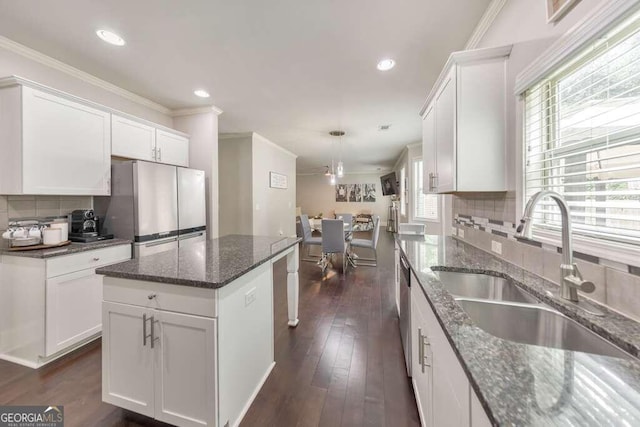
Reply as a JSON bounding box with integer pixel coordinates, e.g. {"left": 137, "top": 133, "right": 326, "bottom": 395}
{"left": 422, "top": 335, "right": 431, "bottom": 369}
{"left": 157, "top": 147, "right": 162, "bottom": 162}
{"left": 432, "top": 173, "right": 438, "bottom": 191}
{"left": 152, "top": 147, "right": 156, "bottom": 160}
{"left": 143, "top": 313, "right": 148, "bottom": 346}
{"left": 150, "top": 315, "right": 159, "bottom": 348}
{"left": 92, "top": 257, "right": 100, "bottom": 261}
{"left": 418, "top": 328, "right": 424, "bottom": 373}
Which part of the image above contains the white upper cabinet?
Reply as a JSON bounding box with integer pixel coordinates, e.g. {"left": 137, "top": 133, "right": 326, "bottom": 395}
{"left": 112, "top": 114, "right": 156, "bottom": 162}
{"left": 112, "top": 114, "right": 190, "bottom": 167}
{"left": 421, "top": 45, "right": 511, "bottom": 194}
{"left": 0, "top": 81, "right": 111, "bottom": 195}
{"left": 156, "top": 129, "right": 189, "bottom": 167}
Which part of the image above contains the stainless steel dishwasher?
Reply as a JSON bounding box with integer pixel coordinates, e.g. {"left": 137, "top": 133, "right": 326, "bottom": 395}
{"left": 399, "top": 252, "right": 411, "bottom": 376}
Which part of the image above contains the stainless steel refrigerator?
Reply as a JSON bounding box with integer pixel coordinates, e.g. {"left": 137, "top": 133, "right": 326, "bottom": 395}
{"left": 95, "top": 160, "right": 206, "bottom": 258}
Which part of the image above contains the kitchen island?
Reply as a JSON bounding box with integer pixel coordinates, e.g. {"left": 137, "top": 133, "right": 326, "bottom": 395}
{"left": 96, "top": 234, "right": 301, "bottom": 427}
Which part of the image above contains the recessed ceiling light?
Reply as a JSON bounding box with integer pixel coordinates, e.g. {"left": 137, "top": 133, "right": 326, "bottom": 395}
{"left": 377, "top": 58, "right": 395, "bottom": 71}
{"left": 96, "top": 29, "right": 125, "bottom": 46}
{"left": 194, "top": 89, "right": 210, "bottom": 98}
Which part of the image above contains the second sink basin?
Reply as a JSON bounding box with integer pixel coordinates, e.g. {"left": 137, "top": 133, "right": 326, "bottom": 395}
{"left": 436, "top": 271, "right": 539, "bottom": 304}
{"left": 456, "top": 298, "right": 631, "bottom": 359}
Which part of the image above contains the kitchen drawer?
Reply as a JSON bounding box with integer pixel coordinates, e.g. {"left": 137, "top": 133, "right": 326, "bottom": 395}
{"left": 46, "top": 244, "right": 131, "bottom": 278}
{"left": 103, "top": 276, "right": 217, "bottom": 318}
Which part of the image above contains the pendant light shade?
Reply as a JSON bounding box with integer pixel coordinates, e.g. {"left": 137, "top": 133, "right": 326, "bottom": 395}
{"left": 337, "top": 161, "right": 344, "bottom": 178}
{"left": 330, "top": 173, "right": 337, "bottom": 185}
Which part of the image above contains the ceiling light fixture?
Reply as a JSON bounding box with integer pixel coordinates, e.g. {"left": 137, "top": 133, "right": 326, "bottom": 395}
{"left": 194, "top": 89, "right": 210, "bottom": 98}
{"left": 377, "top": 58, "right": 395, "bottom": 71}
{"left": 324, "top": 166, "right": 331, "bottom": 176}
{"left": 96, "top": 29, "right": 126, "bottom": 46}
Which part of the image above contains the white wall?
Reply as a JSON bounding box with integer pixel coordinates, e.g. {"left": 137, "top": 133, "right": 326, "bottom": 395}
{"left": 219, "top": 133, "right": 297, "bottom": 238}
{"left": 173, "top": 111, "right": 221, "bottom": 238}
{"left": 252, "top": 134, "right": 297, "bottom": 237}
{"left": 296, "top": 173, "right": 392, "bottom": 224}
{"left": 0, "top": 44, "right": 172, "bottom": 126}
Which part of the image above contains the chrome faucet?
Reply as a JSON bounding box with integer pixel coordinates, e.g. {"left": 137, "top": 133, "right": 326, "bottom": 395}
{"left": 516, "top": 190, "right": 596, "bottom": 303}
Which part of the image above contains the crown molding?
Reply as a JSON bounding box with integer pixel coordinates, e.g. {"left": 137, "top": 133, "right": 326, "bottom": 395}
{"left": 0, "top": 35, "right": 173, "bottom": 115}
{"left": 171, "top": 105, "right": 223, "bottom": 117}
{"left": 220, "top": 132, "right": 298, "bottom": 158}
{"left": 515, "top": 0, "right": 640, "bottom": 95}
{"left": 296, "top": 169, "right": 391, "bottom": 177}
{"left": 465, "top": 0, "right": 509, "bottom": 50}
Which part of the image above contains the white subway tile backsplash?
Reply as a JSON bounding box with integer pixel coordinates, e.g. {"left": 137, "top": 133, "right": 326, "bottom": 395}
{"left": 0, "top": 195, "right": 93, "bottom": 231}
{"left": 606, "top": 268, "right": 640, "bottom": 322}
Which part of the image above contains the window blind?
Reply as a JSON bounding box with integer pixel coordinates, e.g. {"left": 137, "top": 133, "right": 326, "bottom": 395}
{"left": 414, "top": 159, "right": 438, "bottom": 220}
{"left": 524, "top": 10, "right": 640, "bottom": 245}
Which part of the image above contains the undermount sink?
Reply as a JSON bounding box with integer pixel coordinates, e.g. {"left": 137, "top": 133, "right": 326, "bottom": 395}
{"left": 456, "top": 298, "right": 631, "bottom": 360}
{"left": 436, "top": 271, "right": 539, "bottom": 304}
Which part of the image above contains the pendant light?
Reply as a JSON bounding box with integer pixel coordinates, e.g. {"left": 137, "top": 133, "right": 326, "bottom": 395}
{"left": 330, "top": 130, "right": 345, "bottom": 178}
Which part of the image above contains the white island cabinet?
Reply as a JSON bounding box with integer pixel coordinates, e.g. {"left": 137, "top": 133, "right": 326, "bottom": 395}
{"left": 99, "top": 236, "right": 300, "bottom": 427}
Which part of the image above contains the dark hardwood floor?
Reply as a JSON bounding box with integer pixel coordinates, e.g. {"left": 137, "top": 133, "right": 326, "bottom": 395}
{"left": 0, "top": 230, "right": 419, "bottom": 427}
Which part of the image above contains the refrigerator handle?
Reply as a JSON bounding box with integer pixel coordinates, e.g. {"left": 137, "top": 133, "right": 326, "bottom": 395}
{"left": 145, "top": 237, "right": 177, "bottom": 247}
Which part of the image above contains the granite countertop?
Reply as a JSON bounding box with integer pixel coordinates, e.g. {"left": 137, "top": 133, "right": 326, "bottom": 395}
{"left": 0, "top": 238, "right": 131, "bottom": 259}
{"left": 396, "top": 234, "right": 640, "bottom": 426}
{"left": 96, "top": 234, "right": 301, "bottom": 289}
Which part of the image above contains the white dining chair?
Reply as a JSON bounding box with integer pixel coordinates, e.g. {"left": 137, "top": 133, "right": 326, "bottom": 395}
{"left": 320, "top": 219, "right": 348, "bottom": 274}
{"left": 297, "top": 215, "right": 322, "bottom": 262}
{"left": 350, "top": 215, "right": 381, "bottom": 266}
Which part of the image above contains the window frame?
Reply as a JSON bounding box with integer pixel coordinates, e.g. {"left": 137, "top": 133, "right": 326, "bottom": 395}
{"left": 518, "top": 3, "right": 640, "bottom": 266}
{"left": 412, "top": 156, "right": 439, "bottom": 222}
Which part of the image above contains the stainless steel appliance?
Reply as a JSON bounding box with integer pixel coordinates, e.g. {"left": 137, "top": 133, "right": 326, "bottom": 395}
{"left": 95, "top": 160, "right": 206, "bottom": 257}
{"left": 399, "top": 252, "right": 411, "bottom": 376}
{"left": 177, "top": 167, "right": 207, "bottom": 247}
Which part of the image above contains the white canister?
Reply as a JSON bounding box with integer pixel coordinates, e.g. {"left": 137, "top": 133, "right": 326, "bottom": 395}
{"left": 43, "top": 228, "right": 63, "bottom": 245}
{"left": 50, "top": 222, "right": 68, "bottom": 241}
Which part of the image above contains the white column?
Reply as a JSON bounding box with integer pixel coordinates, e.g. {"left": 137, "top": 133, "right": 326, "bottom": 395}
{"left": 286, "top": 245, "right": 300, "bottom": 327}
{"left": 172, "top": 106, "right": 222, "bottom": 239}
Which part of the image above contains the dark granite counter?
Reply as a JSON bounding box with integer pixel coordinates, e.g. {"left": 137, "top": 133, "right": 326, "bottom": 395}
{"left": 0, "top": 238, "right": 131, "bottom": 259}
{"left": 96, "top": 235, "right": 301, "bottom": 289}
{"left": 397, "top": 234, "right": 640, "bottom": 426}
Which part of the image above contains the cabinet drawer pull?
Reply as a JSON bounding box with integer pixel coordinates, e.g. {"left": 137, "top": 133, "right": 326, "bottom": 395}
{"left": 92, "top": 257, "right": 100, "bottom": 261}
{"left": 148, "top": 294, "right": 157, "bottom": 300}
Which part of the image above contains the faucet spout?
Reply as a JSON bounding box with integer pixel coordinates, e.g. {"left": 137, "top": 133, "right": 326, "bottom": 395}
{"left": 516, "top": 190, "right": 595, "bottom": 303}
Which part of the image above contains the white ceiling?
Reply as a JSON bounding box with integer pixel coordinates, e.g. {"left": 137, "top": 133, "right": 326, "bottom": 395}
{"left": 0, "top": 0, "right": 490, "bottom": 173}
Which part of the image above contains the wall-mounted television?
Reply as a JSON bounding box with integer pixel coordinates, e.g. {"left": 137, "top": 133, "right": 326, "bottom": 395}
{"left": 380, "top": 172, "right": 399, "bottom": 196}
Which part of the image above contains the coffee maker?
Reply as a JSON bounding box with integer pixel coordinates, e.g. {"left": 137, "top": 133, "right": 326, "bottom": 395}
{"left": 69, "top": 209, "right": 113, "bottom": 242}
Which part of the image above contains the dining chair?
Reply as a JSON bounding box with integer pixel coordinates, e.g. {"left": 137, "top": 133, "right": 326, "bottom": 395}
{"left": 297, "top": 215, "right": 322, "bottom": 262}
{"left": 335, "top": 213, "right": 353, "bottom": 232}
{"left": 350, "top": 215, "right": 381, "bottom": 266}
{"left": 320, "top": 219, "right": 348, "bottom": 274}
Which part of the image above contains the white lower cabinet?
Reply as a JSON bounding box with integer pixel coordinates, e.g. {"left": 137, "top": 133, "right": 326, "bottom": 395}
{"left": 0, "top": 244, "right": 131, "bottom": 368}
{"left": 409, "top": 270, "right": 491, "bottom": 427}
{"left": 102, "top": 302, "right": 216, "bottom": 427}
{"left": 45, "top": 268, "right": 103, "bottom": 356}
